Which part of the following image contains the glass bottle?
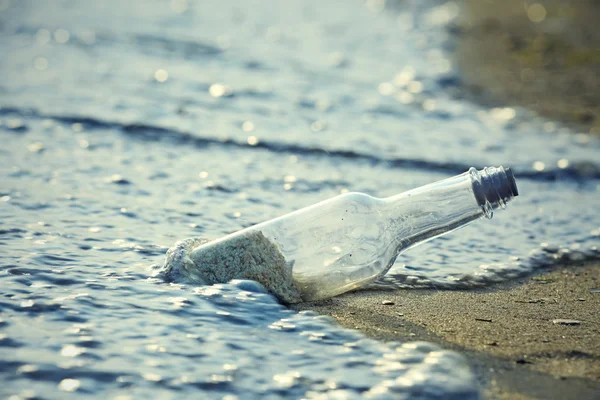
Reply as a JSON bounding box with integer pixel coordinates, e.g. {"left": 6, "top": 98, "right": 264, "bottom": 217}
{"left": 166, "top": 166, "right": 518, "bottom": 303}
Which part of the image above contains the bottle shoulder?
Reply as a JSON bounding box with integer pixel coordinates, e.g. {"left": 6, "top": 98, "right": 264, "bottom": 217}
{"left": 334, "top": 192, "right": 382, "bottom": 206}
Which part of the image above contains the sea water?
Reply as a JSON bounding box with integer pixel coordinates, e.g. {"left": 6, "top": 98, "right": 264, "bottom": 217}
{"left": 1, "top": 0, "right": 599, "bottom": 398}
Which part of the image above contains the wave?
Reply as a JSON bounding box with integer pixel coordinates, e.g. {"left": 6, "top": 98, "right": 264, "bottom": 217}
{"left": 5, "top": 24, "right": 223, "bottom": 61}
{"left": 2, "top": 106, "right": 600, "bottom": 181}
{"left": 370, "top": 235, "right": 600, "bottom": 290}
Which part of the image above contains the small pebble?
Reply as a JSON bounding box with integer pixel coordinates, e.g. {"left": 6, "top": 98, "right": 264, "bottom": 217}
{"left": 516, "top": 358, "right": 533, "bottom": 365}
{"left": 552, "top": 319, "right": 581, "bottom": 326}
{"left": 532, "top": 277, "right": 553, "bottom": 284}
{"left": 382, "top": 300, "right": 395, "bottom": 305}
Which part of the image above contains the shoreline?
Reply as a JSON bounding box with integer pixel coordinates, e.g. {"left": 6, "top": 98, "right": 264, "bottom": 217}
{"left": 292, "top": 263, "right": 600, "bottom": 399}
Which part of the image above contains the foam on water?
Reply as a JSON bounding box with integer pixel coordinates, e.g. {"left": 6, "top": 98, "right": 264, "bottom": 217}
{"left": 1, "top": 0, "right": 599, "bottom": 398}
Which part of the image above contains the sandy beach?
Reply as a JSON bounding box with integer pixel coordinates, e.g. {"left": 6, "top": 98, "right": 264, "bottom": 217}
{"left": 293, "top": 264, "right": 600, "bottom": 399}
{"left": 454, "top": 0, "right": 600, "bottom": 135}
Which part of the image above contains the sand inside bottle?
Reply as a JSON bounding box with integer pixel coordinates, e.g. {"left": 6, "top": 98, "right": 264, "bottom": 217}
{"left": 163, "top": 231, "right": 304, "bottom": 304}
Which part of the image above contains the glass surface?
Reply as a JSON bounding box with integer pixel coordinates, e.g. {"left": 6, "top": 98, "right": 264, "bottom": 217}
{"left": 190, "top": 167, "right": 518, "bottom": 301}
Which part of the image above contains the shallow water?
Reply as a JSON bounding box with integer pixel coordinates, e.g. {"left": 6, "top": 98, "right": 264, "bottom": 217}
{"left": 1, "top": 0, "right": 599, "bottom": 398}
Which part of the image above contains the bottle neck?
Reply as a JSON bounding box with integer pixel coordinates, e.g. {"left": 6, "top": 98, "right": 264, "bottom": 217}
{"left": 382, "top": 166, "right": 518, "bottom": 252}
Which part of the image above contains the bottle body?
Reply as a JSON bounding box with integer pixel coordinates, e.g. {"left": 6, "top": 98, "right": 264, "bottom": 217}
{"left": 177, "top": 166, "right": 518, "bottom": 302}
{"left": 242, "top": 192, "right": 390, "bottom": 300}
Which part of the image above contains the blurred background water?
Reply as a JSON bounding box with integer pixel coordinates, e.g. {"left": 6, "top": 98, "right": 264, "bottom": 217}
{"left": 1, "top": 0, "right": 599, "bottom": 398}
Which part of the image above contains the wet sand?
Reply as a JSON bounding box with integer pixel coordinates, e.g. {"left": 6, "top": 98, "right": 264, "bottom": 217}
{"left": 293, "top": 264, "right": 600, "bottom": 399}
{"left": 454, "top": 0, "right": 600, "bottom": 134}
